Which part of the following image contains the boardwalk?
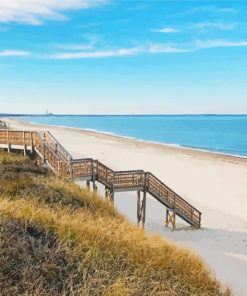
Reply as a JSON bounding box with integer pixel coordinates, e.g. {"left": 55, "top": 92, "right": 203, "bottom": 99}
{"left": 0, "top": 129, "right": 201, "bottom": 229}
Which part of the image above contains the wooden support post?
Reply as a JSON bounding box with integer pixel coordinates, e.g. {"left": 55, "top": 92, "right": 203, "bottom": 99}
{"left": 93, "top": 181, "right": 98, "bottom": 193}
{"left": 109, "top": 190, "right": 114, "bottom": 203}
{"left": 142, "top": 190, "right": 146, "bottom": 227}
{"left": 23, "top": 131, "right": 26, "bottom": 156}
{"left": 165, "top": 209, "right": 176, "bottom": 230}
{"left": 105, "top": 187, "right": 114, "bottom": 203}
{"left": 165, "top": 208, "right": 169, "bottom": 227}
{"left": 137, "top": 190, "right": 146, "bottom": 228}
{"left": 86, "top": 180, "right": 90, "bottom": 190}
{"left": 137, "top": 190, "right": 140, "bottom": 223}
{"left": 105, "top": 186, "right": 109, "bottom": 199}
{"left": 30, "top": 132, "right": 34, "bottom": 154}
{"left": 7, "top": 130, "right": 10, "bottom": 152}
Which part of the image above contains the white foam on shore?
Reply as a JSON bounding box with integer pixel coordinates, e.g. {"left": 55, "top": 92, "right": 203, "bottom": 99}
{"left": 11, "top": 117, "right": 247, "bottom": 160}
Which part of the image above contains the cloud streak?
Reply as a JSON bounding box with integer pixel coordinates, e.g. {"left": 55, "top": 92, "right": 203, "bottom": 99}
{"left": 192, "top": 21, "right": 238, "bottom": 31}
{"left": 0, "top": 0, "right": 108, "bottom": 25}
{"left": 195, "top": 40, "right": 247, "bottom": 49}
{"left": 49, "top": 47, "right": 142, "bottom": 59}
{"left": 149, "top": 44, "right": 189, "bottom": 53}
{"left": 151, "top": 27, "right": 179, "bottom": 33}
{"left": 49, "top": 44, "right": 191, "bottom": 59}
{"left": 2, "top": 39, "right": 247, "bottom": 60}
{"left": 47, "top": 38, "right": 247, "bottom": 60}
{"left": 0, "top": 50, "right": 30, "bottom": 57}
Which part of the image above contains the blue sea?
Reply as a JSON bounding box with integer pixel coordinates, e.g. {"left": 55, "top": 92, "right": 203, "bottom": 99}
{"left": 19, "top": 115, "right": 247, "bottom": 157}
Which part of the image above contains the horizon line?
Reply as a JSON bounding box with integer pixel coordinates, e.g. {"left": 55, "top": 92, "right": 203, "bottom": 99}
{"left": 1, "top": 113, "right": 247, "bottom": 117}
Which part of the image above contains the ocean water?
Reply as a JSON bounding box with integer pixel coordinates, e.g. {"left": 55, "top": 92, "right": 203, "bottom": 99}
{"left": 19, "top": 115, "right": 247, "bottom": 157}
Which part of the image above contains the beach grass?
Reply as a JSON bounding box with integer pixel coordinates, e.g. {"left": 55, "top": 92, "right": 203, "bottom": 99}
{"left": 0, "top": 151, "right": 231, "bottom": 296}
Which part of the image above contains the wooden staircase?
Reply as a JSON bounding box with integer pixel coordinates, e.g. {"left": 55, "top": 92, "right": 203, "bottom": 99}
{"left": 0, "top": 129, "right": 201, "bottom": 229}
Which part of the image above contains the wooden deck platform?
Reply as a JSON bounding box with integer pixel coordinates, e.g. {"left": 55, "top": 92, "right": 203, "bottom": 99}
{"left": 0, "top": 129, "right": 201, "bottom": 229}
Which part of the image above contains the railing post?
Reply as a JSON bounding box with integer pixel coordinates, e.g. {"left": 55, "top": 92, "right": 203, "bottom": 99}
{"left": 145, "top": 172, "right": 149, "bottom": 191}
{"left": 92, "top": 160, "right": 98, "bottom": 192}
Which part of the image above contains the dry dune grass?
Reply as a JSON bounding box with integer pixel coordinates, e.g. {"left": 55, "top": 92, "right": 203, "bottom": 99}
{"left": 0, "top": 151, "right": 28, "bottom": 165}
{"left": 0, "top": 151, "right": 231, "bottom": 296}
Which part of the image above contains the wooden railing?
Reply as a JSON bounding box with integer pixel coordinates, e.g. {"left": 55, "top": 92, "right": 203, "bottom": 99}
{"left": 0, "top": 128, "right": 201, "bottom": 228}
{"left": 148, "top": 173, "right": 201, "bottom": 228}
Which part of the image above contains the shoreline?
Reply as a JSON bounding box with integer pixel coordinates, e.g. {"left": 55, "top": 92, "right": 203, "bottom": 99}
{"left": 3, "top": 117, "right": 247, "bottom": 165}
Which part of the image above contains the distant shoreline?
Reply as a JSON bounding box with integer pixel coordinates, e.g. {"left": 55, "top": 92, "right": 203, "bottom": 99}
{"left": 1, "top": 114, "right": 247, "bottom": 116}
{"left": 3, "top": 117, "right": 247, "bottom": 164}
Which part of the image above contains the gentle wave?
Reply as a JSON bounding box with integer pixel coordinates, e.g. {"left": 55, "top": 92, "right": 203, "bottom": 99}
{"left": 16, "top": 115, "right": 247, "bottom": 158}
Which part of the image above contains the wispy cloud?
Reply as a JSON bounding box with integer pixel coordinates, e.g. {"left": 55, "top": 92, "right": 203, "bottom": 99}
{"left": 0, "top": 0, "right": 109, "bottom": 25}
{"left": 56, "top": 35, "right": 100, "bottom": 51}
{"left": 3, "top": 39, "right": 247, "bottom": 60}
{"left": 148, "top": 44, "right": 189, "bottom": 53}
{"left": 49, "top": 42, "right": 193, "bottom": 59}
{"left": 195, "top": 40, "right": 247, "bottom": 49}
{"left": 56, "top": 44, "right": 93, "bottom": 51}
{"left": 151, "top": 27, "right": 179, "bottom": 33}
{"left": 152, "top": 21, "right": 236, "bottom": 35}
{"left": 48, "top": 38, "right": 247, "bottom": 60}
{"left": 0, "top": 50, "right": 30, "bottom": 57}
{"left": 218, "top": 8, "right": 239, "bottom": 13}
{"left": 192, "top": 21, "right": 238, "bottom": 31}
{"left": 49, "top": 47, "right": 142, "bottom": 59}
{"left": 172, "top": 5, "right": 239, "bottom": 18}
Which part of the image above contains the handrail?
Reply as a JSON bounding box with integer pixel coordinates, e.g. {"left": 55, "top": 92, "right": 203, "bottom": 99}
{"left": 0, "top": 128, "right": 201, "bottom": 228}
{"left": 45, "top": 131, "right": 72, "bottom": 162}
{"left": 148, "top": 172, "right": 201, "bottom": 214}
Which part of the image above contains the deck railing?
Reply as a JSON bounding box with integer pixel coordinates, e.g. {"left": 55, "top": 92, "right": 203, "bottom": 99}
{"left": 0, "top": 128, "right": 201, "bottom": 228}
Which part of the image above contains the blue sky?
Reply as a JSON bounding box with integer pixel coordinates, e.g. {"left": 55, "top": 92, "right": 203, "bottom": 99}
{"left": 0, "top": 0, "right": 247, "bottom": 114}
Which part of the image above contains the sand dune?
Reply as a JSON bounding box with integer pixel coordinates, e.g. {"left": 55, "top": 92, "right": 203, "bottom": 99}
{"left": 3, "top": 117, "right": 247, "bottom": 295}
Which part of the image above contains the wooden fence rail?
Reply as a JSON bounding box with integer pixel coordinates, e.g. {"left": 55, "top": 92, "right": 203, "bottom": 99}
{"left": 0, "top": 128, "right": 201, "bottom": 229}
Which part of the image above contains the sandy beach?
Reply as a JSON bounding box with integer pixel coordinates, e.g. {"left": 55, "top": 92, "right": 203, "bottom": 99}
{"left": 3, "top": 117, "right": 247, "bottom": 295}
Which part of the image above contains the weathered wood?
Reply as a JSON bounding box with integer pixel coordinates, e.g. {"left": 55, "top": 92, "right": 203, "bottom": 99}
{"left": 86, "top": 180, "right": 90, "bottom": 190}
{"left": 0, "top": 129, "right": 202, "bottom": 229}
{"left": 105, "top": 187, "right": 114, "bottom": 203}
{"left": 23, "top": 131, "right": 26, "bottom": 156}
{"left": 165, "top": 209, "right": 176, "bottom": 230}
{"left": 93, "top": 181, "right": 98, "bottom": 193}
{"left": 7, "top": 130, "right": 10, "bottom": 152}
{"left": 137, "top": 190, "right": 146, "bottom": 227}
